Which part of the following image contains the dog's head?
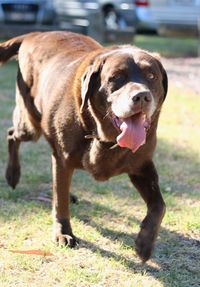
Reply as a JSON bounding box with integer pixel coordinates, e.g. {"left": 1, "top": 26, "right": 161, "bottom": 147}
{"left": 81, "top": 46, "right": 168, "bottom": 153}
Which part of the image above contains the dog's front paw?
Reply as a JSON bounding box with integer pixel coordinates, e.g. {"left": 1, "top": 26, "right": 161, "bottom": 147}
{"left": 55, "top": 233, "right": 78, "bottom": 248}
{"left": 53, "top": 218, "right": 78, "bottom": 248}
{"left": 135, "top": 230, "right": 154, "bottom": 262}
{"left": 135, "top": 215, "right": 157, "bottom": 262}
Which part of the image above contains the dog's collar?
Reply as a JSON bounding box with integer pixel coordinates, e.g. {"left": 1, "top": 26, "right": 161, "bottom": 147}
{"left": 84, "top": 134, "right": 118, "bottom": 150}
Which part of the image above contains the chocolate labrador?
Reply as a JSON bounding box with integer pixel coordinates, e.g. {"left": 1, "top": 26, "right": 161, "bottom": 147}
{"left": 0, "top": 31, "right": 167, "bottom": 262}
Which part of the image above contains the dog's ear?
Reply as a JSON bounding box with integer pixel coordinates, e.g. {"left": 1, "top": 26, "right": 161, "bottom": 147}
{"left": 151, "top": 52, "right": 168, "bottom": 101}
{"left": 80, "top": 59, "right": 102, "bottom": 113}
{"left": 162, "top": 66, "right": 168, "bottom": 101}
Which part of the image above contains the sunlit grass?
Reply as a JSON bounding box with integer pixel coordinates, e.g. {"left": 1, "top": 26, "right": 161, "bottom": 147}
{"left": 156, "top": 86, "right": 200, "bottom": 195}
{"left": 135, "top": 35, "right": 199, "bottom": 57}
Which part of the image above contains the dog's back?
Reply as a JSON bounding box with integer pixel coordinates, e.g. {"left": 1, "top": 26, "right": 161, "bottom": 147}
{"left": 0, "top": 31, "right": 102, "bottom": 142}
{"left": 0, "top": 31, "right": 101, "bottom": 64}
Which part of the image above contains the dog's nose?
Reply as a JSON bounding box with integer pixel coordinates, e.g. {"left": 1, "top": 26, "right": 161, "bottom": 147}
{"left": 132, "top": 91, "right": 151, "bottom": 103}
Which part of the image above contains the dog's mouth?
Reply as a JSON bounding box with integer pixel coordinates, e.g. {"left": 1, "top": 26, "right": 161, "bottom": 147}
{"left": 112, "top": 112, "right": 151, "bottom": 153}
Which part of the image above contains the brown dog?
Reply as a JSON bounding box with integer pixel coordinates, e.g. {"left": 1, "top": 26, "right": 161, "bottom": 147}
{"left": 0, "top": 31, "right": 167, "bottom": 262}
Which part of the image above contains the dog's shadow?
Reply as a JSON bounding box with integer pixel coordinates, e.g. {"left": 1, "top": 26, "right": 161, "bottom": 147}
{"left": 72, "top": 198, "right": 200, "bottom": 286}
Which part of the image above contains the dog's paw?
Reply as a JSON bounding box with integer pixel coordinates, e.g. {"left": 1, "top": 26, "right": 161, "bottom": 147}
{"left": 53, "top": 218, "right": 78, "bottom": 248}
{"left": 135, "top": 235, "right": 153, "bottom": 263}
{"left": 54, "top": 233, "right": 78, "bottom": 248}
{"left": 135, "top": 225, "right": 157, "bottom": 263}
{"left": 5, "top": 164, "right": 21, "bottom": 189}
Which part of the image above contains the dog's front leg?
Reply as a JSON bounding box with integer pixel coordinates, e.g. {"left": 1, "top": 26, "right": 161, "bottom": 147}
{"left": 129, "top": 161, "right": 166, "bottom": 262}
{"left": 52, "top": 154, "right": 77, "bottom": 247}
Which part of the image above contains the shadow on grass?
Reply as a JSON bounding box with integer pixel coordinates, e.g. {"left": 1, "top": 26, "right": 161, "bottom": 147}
{"left": 1, "top": 195, "right": 199, "bottom": 286}
{"left": 78, "top": 234, "right": 199, "bottom": 286}
{"left": 71, "top": 198, "right": 200, "bottom": 286}
{"left": 77, "top": 231, "right": 200, "bottom": 286}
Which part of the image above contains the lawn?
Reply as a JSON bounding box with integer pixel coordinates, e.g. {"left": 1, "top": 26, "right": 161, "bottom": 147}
{"left": 135, "top": 35, "right": 199, "bottom": 57}
{"left": 0, "top": 42, "right": 200, "bottom": 286}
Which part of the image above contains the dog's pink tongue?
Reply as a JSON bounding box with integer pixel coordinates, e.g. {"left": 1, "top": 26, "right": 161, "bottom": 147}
{"left": 117, "top": 114, "right": 146, "bottom": 153}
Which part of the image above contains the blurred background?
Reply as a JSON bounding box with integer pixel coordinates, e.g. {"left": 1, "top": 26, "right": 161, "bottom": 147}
{"left": 0, "top": 0, "right": 199, "bottom": 50}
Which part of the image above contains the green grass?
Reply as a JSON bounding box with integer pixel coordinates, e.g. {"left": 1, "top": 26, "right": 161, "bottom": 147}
{"left": 107, "top": 34, "right": 199, "bottom": 57}
{"left": 135, "top": 35, "right": 199, "bottom": 57}
{"left": 0, "top": 58, "right": 200, "bottom": 286}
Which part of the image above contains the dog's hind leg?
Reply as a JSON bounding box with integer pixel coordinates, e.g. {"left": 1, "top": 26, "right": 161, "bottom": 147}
{"left": 6, "top": 131, "right": 34, "bottom": 190}
{"left": 5, "top": 119, "right": 39, "bottom": 189}
{"left": 5, "top": 84, "right": 41, "bottom": 189}
{"left": 6, "top": 127, "right": 21, "bottom": 189}
{"left": 6, "top": 122, "right": 79, "bottom": 205}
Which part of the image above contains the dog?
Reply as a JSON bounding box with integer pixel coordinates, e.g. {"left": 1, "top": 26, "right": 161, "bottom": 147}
{"left": 0, "top": 31, "right": 167, "bottom": 262}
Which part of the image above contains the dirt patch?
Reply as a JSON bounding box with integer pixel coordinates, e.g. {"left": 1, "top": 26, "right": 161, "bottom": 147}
{"left": 162, "top": 57, "right": 200, "bottom": 95}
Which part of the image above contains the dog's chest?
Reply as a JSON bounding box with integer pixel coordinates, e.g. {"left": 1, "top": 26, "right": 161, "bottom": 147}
{"left": 82, "top": 139, "right": 133, "bottom": 181}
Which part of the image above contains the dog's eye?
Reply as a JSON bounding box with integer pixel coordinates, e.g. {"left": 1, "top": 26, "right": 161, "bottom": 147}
{"left": 108, "top": 74, "right": 126, "bottom": 92}
{"left": 147, "top": 72, "right": 155, "bottom": 80}
{"left": 108, "top": 74, "right": 125, "bottom": 83}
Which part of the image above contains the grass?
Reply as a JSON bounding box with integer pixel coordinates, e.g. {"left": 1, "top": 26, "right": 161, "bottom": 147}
{"left": 135, "top": 35, "right": 199, "bottom": 57}
{"left": 0, "top": 53, "right": 200, "bottom": 286}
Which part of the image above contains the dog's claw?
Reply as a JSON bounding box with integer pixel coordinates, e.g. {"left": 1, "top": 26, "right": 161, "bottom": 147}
{"left": 53, "top": 219, "right": 78, "bottom": 248}
{"left": 56, "top": 234, "right": 78, "bottom": 248}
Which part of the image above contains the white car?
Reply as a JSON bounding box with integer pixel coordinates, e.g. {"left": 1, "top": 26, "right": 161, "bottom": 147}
{"left": 135, "top": 0, "right": 200, "bottom": 35}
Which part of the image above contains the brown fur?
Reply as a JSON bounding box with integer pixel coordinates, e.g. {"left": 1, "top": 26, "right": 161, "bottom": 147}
{"left": 0, "top": 31, "right": 168, "bottom": 262}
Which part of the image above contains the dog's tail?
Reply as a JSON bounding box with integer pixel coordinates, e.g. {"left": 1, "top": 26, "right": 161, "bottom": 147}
{"left": 0, "top": 33, "right": 39, "bottom": 65}
{"left": 0, "top": 34, "right": 25, "bottom": 64}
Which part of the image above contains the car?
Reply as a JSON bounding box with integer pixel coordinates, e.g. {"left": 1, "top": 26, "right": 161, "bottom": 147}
{"left": 135, "top": 0, "right": 200, "bottom": 35}
{"left": 0, "top": 0, "right": 56, "bottom": 37}
{"left": 135, "top": 0, "right": 157, "bottom": 32}
{"left": 54, "top": 0, "right": 137, "bottom": 42}
{"left": 97, "top": 0, "right": 137, "bottom": 30}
